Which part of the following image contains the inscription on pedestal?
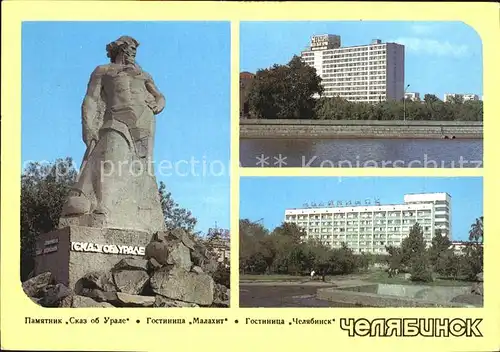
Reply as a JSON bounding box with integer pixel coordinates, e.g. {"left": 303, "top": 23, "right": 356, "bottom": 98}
{"left": 70, "top": 242, "right": 145, "bottom": 256}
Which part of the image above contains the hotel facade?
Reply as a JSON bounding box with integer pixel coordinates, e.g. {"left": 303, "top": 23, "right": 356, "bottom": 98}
{"left": 284, "top": 193, "right": 451, "bottom": 255}
{"left": 301, "top": 34, "right": 405, "bottom": 104}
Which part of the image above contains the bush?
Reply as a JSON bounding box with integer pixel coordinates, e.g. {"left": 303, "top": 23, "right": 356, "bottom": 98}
{"left": 355, "top": 253, "right": 370, "bottom": 271}
{"left": 435, "top": 251, "right": 462, "bottom": 279}
{"left": 461, "top": 244, "right": 483, "bottom": 281}
{"left": 212, "top": 263, "right": 230, "bottom": 288}
{"left": 410, "top": 254, "right": 433, "bottom": 282}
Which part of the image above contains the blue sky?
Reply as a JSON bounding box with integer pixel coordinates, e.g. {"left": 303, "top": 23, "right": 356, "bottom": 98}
{"left": 240, "top": 21, "right": 483, "bottom": 100}
{"left": 240, "top": 177, "right": 483, "bottom": 241}
{"left": 21, "top": 21, "right": 230, "bottom": 235}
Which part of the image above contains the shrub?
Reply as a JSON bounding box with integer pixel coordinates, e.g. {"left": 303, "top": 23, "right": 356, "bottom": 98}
{"left": 212, "top": 263, "right": 230, "bottom": 288}
{"left": 410, "top": 254, "right": 433, "bottom": 282}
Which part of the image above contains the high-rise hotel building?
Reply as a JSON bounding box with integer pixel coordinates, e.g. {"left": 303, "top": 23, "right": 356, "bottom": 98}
{"left": 301, "top": 34, "right": 405, "bottom": 103}
{"left": 284, "top": 193, "right": 451, "bottom": 255}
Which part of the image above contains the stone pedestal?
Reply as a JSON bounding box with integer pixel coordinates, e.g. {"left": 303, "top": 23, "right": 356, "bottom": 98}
{"left": 34, "top": 226, "right": 153, "bottom": 290}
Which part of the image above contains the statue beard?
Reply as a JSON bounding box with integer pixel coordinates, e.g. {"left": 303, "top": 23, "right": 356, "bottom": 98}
{"left": 124, "top": 54, "right": 136, "bottom": 65}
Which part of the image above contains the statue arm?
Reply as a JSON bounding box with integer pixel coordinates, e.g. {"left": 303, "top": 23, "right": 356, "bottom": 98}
{"left": 145, "top": 75, "right": 165, "bottom": 115}
{"left": 82, "top": 66, "right": 106, "bottom": 146}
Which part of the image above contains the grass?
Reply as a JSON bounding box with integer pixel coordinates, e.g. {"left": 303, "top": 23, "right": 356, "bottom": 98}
{"left": 240, "top": 274, "right": 307, "bottom": 282}
{"left": 241, "top": 270, "right": 475, "bottom": 287}
{"left": 363, "top": 270, "right": 474, "bottom": 287}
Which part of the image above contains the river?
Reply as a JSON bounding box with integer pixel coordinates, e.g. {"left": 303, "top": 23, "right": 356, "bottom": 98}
{"left": 240, "top": 139, "right": 483, "bottom": 168}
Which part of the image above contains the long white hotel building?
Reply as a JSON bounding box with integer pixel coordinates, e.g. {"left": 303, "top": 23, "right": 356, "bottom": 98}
{"left": 301, "top": 34, "right": 405, "bottom": 104}
{"left": 284, "top": 193, "right": 451, "bottom": 255}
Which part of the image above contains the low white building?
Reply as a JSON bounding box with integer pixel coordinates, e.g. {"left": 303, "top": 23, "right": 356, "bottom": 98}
{"left": 450, "top": 240, "right": 482, "bottom": 255}
{"left": 404, "top": 92, "right": 420, "bottom": 101}
{"left": 444, "top": 93, "right": 480, "bottom": 103}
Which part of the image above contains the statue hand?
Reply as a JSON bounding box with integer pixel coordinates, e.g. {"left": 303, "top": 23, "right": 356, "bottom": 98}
{"left": 84, "top": 130, "right": 99, "bottom": 147}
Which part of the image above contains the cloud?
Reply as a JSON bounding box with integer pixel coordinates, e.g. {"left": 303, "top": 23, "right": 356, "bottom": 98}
{"left": 389, "top": 37, "right": 470, "bottom": 58}
{"left": 410, "top": 24, "right": 434, "bottom": 35}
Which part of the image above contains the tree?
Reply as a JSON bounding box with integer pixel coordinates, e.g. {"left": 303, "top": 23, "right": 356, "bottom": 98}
{"left": 428, "top": 229, "right": 452, "bottom": 268}
{"left": 409, "top": 251, "right": 433, "bottom": 282}
{"left": 312, "top": 244, "right": 331, "bottom": 281}
{"left": 259, "top": 235, "right": 278, "bottom": 274}
{"left": 438, "top": 251, "right": 462, "bottom": 279}
{"left": 424, "top": 94, "right": 440, "bottom": 105}
{"left": 469, "top": 216, "right": 483, "bottom": 243}
{"left": 400, "top": 223, "right": 427, "bottom": 269}
{"left": 239, "top": 219, "right": 269, "bottom": 274}
{"left": 158, "top": 181, "right": 197, "bottom": 233}
{"left": 385, "top": 245, "right": 403, "bottom": 276}
{"left": 461, "top": 244, "right": 483, "bottom": 280}
{"left": 271, "top": 222, "right": 306, "bottom": 245}
{"left": 21, "top": 158, "right": 78, "bottom": 280}
{"left": 248, "top": 55, "right": 323, "bottom": 119}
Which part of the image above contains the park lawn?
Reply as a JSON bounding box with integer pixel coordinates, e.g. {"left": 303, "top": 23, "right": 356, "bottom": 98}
{"left": 363, "top": 270, "right": 474, "bottom": 286}
{"left": 240, "top": 274, "right": 307, "bottom": 282}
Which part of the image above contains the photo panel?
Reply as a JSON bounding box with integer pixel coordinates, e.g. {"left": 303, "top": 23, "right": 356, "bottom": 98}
{"left": 239, "top": 21, "right": 483, "bottom": 168}
{"left": 2, "top": 2, "right": 499, "bottom": 352}
{"left": 20, "top": 21, "right": 231, "bottom": 308}
{"left": 239, "top": 176, "right": 483, "bottom": 308}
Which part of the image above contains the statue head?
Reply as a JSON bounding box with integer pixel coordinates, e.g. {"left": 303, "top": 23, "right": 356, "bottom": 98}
{"left": 106, "top": 36, "right": 140, "bottom": 65}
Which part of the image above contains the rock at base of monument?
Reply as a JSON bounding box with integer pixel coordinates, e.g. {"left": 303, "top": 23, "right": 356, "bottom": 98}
{"left": 201, "top": 257, "right": 218, "bottom": 275}
{"left": 71, "top": 295, "right": 115, "bottom": 308}
{"left": 113, "top": 292, "right": 155, "bottom": 307}
{"left": 145, "top": 241, "right": 169, "bottom": 265}
{"left": 39, "top": 284, "right": 73, "bottom": 307}
{"left": 78, "top": 271, "right": 117, "bottom": 293}
{"left": 191, "top": 266, "right": 204, "bottom": 274}
{"left": 211, "top": 299, "right": 230, "bottom": 308}
{"left": 22, "top": 272, "right": 55, "bottom": 298}
{"left": 113, "top": 257, "right": 149, "bottom": 271}
{"left": 22, "top": 272, "right": 73, "bottom": 307}
{"left": 33, "top": 226, "right": 152, "bottom": 290}
{"left": 150, "top": 266, "right": 215, "bottom": 306}
{"left": 165, "top": 241, "right": 192, "bottom": 271}
{"left": 112, "top": 269, "right": 149, "bottom": 295}
{"left": 145, "top": 239, "right": 192, "bottom": 271}
{"left": 147, "top": 258, "right": 163, "bottom": 272}
{"left": 80, "top": 288, "right": 119, "bottom": 303}
{"left": 154, "top": 295, "right": 200, "bottom": 307}
{"left": 155, "top": 228, "right": 196, "bottom": 251}
{"left": 214, "top": 283, "right": 230, "bottom": 302}
{"left": 79, "top": 289, "right": 155, "bottom": 307}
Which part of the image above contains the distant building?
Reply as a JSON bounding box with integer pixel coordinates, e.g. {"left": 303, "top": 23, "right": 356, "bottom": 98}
{"left": 301, "top": 35, "right": 405, "bottom": 104}
{"left": 206, "top": 228, "right": 230, "bottom": 267}
{"left": 284, "top": 193, "right": 451, "bottom": 255}
{"left": 404, "top": 92, "right": 420, "bottom": 101}
{"left": 240, "top": 72, "right": 255, "bottom": 118}
{"left": 444, "top": 93, "right": 480, "bottom": 103}
{"left": 450, "top": 240, "right": 482, "bottom": 255}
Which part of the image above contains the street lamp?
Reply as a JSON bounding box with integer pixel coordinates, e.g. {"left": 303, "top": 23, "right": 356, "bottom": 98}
{"left": 403, "top": 84, "right": 410, "bottom": 121}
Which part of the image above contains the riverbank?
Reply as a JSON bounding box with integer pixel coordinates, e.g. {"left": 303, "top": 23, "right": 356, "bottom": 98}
{"left": 240, "top": 119, "right": 483, "bottom": 139}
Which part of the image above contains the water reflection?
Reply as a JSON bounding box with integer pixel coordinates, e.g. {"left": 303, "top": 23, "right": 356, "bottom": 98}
{"left": 240, "top": 139, "right": 483, "bottom": 168}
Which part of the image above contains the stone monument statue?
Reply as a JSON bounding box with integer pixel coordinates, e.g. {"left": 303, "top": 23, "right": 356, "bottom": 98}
{"left": 60, "top": 36, "right": 166, "bottom": 233}
{"left": 27, "top": 36, "right": 227, "bottom": 308}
